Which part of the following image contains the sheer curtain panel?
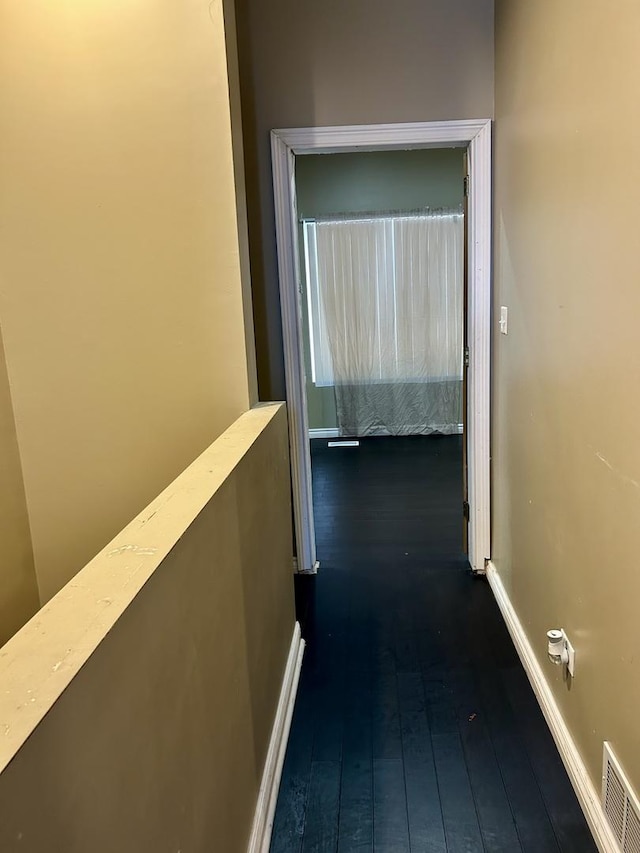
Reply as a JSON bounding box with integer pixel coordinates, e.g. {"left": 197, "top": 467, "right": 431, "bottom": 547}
{"left": 304, "top": 211, "right": 464, "bottom": 437}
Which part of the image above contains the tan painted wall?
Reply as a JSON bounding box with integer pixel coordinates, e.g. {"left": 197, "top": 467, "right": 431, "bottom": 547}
{"left": 494, "top": 0, "right": 640, "bottom": 793}
{"left": 0, "top": 0, "right": 256, "bottom": 602}
{"left": 236, "top": 0, "right": 495, "bottom": 399}
{"left": 223, "top": 0, "right": 259, "bottom": 409}
{"left": 0, "top": 325, "right": 39, "bottom": 644}
{"left": 0, "top": 404, "right": 295, "bottom": 853}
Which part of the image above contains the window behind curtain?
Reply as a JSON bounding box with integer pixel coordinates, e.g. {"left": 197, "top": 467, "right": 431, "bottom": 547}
{"left": 303, "top": 212, "right": 464, "bottom": 389}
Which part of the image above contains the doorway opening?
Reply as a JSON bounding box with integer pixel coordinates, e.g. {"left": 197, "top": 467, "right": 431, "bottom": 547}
{"left": 297, "top": 147, "right": 467, "bottom": 568}
{"left": 271, "top": 120, "right": 491, "bottom": 575}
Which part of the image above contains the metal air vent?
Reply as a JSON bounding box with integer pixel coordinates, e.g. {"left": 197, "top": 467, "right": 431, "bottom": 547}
{"left": 603, "top": 742, "right": 640, "bottom": 853}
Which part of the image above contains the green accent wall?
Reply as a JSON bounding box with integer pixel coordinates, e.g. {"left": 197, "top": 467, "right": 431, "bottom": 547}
{"left": 296, "top": 148, "right": 465, "bottom": 430}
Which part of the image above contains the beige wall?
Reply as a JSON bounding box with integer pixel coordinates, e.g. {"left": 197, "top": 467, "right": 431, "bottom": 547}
{"left": 236, "top": 0, "right": 495, "bottom": 399}
{"left": 494, "top": 0, "right": 640, "bottom": 794}
{"left": 0, "top": 0, "right": 257, "bottom": 602}
{"left": 296, "top": 148, "right": 465, "bottom": 430}
{"left": 0, "top": 325, "right": 39, "bottom": 644}
{"left": 223, "top": 0, "right": 259, "bottom": 409}
{"left": 0, "top": 405, "right": 295, "bottom": 853}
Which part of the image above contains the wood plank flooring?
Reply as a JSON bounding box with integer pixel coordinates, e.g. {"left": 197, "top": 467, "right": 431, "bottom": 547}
{"left": 271, "top": 436, "right": 596, "bottom": 853}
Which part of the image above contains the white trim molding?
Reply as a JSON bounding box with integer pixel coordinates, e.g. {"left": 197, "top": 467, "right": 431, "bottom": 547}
{"left": 465, "top": 121, "right": 492, "bottom": 572}
{"left": 247, "top": 622, "right": 305, "bottom": 853}
{"left": 272, "top": 135, "right": 318, "bottom": 573}
{"left": 273, "top": 120, "right": 493, "bottom": 153}
{"left": 271, "top": 120, "right": 492, "bottom": 573}
{"left": 308, "top": 428, "right": 340, "bottom": 440}
{"left": 486, "top": 562, "right": 619, "bottom": 853}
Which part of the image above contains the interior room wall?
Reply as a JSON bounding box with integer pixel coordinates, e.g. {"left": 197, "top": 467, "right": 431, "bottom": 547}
{"left": 222, "top": 0, "right": 259, "bottom": 409}
{"left": 0, "top": 405, "right": 295, "bottom": 853}
{"left": 0, "top": 325, "right": 39, "bottom": 644}
{"left": 494, "top": 0, "right": 640, "bottom": 795}
{"left": 235, "top": 0, "right": 495, "bottom": 401}
{"left": 0, "top": 0, "right": 257, "bottom": 602}
{"left": 296, "top": 149, "right": 465, "bottom": 430}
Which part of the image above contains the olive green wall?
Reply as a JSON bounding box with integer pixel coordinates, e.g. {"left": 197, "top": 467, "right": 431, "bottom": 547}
{"left": 296, "top": 149, "right": 466, "bottom": 219}
{"left": 235, "top": 0, "right": 494, "bottom": 401}
{"left": 494, "top": 0, "right": 640, "bottom": 795}
{"left": 296, "top": 149, "right": 465, "bottom": 430}
{"left": 0, "top": 0, "right": 257, "bottom": 603}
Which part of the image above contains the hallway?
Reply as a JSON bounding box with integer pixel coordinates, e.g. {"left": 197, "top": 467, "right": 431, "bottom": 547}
{"left": 270, "top": 436, "right": 596, "bottom": 852}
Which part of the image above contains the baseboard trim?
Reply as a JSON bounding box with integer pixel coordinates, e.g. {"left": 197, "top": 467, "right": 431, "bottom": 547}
{"left": 308, "top": 426, "right": 465, "bottom": 440}
{"left": 486, "top": 562, "right": 619, "bottom": 853}
{"left": 308, "top": 428, "right": 340, "bottom": 439}
{"left": 247, "top": 621, "right": 305, "bottom": 853}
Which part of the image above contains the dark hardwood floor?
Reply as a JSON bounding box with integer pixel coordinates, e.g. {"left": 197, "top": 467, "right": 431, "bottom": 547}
{"left": 271, "top": 436, "right": 596, "bottom": 853}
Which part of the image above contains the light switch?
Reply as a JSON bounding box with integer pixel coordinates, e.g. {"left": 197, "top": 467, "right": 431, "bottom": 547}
{"left": 499, "top": 306, "right": 508, "bottom": 335}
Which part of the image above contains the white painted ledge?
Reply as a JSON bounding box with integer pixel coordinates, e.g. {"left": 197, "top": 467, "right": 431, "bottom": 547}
{"left": 0, "top": 403, "right": 286, "bottom": 776}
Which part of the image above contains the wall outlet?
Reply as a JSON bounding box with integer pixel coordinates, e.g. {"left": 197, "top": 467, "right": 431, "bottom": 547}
{"left": 499, "top": 305, "right": 508, "bottom": 335}
{"left": 563, "top": 631, "right": 576, "bottom": 677}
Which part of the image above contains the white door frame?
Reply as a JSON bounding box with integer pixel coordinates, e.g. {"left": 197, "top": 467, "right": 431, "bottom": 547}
{"left": 271, "top": 119, "right": 492, "bottom": 574}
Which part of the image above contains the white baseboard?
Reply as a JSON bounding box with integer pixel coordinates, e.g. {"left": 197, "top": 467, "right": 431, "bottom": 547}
{"left": 486, "top": 562, "right": 619, "bottom": 853}
{"left": 308, "top": 426, "right": 464, "bottom": 439}
{"left": 247, "top": 622, "right": 305, "bottom": 853}
{"left": 308, "top": 428, "right": 340, "bottom": 439}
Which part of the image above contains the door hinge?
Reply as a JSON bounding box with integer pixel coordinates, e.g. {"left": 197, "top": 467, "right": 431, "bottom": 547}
{"left": 463, "top": 500, "right": 470, "bottom": 521}
{"left": 464, "top": 346, "right": 470, "bottom": 367}
{"left": 463, "top": 175, "right": 470, "bottom": 196}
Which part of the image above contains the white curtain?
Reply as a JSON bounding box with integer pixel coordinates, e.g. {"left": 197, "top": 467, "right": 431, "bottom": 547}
{"left": 304, "top": 211, "right": 463, "bottom": 436}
